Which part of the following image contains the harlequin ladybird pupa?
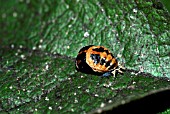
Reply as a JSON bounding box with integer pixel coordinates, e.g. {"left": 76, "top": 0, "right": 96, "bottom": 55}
{"left": 75, "top": 45, "right": 125, "bottom": 77}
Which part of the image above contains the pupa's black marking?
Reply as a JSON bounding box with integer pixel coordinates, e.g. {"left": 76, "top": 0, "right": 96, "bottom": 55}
{"left": 100, "top": 58, "right": 106, "bottom": 65}
{"left": 90, "top": 54, "right": 100, "bottom": 64}
{"left": 105, "top": 60, "right": 111, "bottom": 67}
{"left": 108, "top": 62, "right": 117, "bottom": 70}
{"left": 92, "top": 47, "right": 110, "bottom": 55}
{"left": 78, "top": 45, "right": 93, "bottom": 53}
{"left": 76, "top": 51, "right": 94, "bottom": 74}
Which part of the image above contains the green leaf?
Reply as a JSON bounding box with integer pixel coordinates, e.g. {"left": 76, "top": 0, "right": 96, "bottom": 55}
{"left": 0, "top": 0, "right": 170, "bottom": 114}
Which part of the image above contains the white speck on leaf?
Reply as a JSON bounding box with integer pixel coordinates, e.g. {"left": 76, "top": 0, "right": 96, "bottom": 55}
{"left": 71, "top": 108, "right": 74, "bottom": 112}
{"left": 108, "top": 100, "right": 112, "bottom": 103}
{"left": 97, "top": 109, "right": 102, "bottom": 113}
{"left": 13, "top": 12, "right": 17, "bottom": 17}
{"left": 20, "top": 54, "right": 25, "bottom": 59}
{"left": 45, "top": 97, "right": 49, "bottom": 101}
{"left": 78, "top": 86, "right": 81, "bottom": 89}
{"left": 49, "top": 106, "right": 52, "bottom": 110}
{"left": 95, "top": 94, "right": 99, "bottom": 97}
{"left": 68, "top": 24, "right": 72, "bottom": 28}
{"left": 58, "top": 106, "right": 62, "bottom": 110}
{"left": 19, "top": 45, "right": 23, "bottom": 48}
{"left": 9, "top": 86, "right": 13, "bottom": 89}
{"left": 86, "top": 89, "right": 89, "bottom": 93}
{"left": 74, "top": 99, "right": 78, "bottom": 103}
{"left": 40, "top": 39, "right": 43, "bottom": 43}
{"left": 133, "top": 8, "right": 137, "bottom": 13}
{"left": 84, "top": 32, "right": 89, "bottom": 37}
{"left": 32, "top": 46, "right": 36, "bottom": 50}
{"left": 67, "top": 45, "right": 70, "bottom": 49}
{"left": 11, "top": 44, "right": 15, "bottom": 49}
{"left": 38, "top": 45, "right": 42, "bottom": 49}
{"left": 100, "top": 103, "right": 105, "bottom": 107}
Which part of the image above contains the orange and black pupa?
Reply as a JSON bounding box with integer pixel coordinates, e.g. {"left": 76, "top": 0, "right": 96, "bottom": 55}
{"left": 75, "top": 45, "right": 125, "bottom": 77}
